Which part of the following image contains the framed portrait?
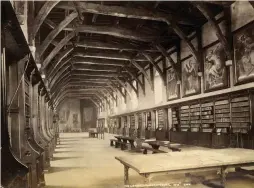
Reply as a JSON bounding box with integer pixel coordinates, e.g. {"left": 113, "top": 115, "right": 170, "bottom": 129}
{"left": 181, "top": 56, "right": 201, "bottom": 97}
{"left": 166, "top": 68, "right": 179, "bottom": 100}
{"left": 203, "top": 43, "right": 228, "bottom": 92}
{"left": 233, "top": 22, "right": 254, "bottom": 84}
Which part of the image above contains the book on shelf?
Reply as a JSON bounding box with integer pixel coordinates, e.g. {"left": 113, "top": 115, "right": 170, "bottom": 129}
{"left": 231, "top": 101, "right": 249, "bottom": 107}
{"left": 201, "top": 102, "right": 213, "bottom": 107}
{"left": 231, "top": 96, "right": 248, "bottom": 103}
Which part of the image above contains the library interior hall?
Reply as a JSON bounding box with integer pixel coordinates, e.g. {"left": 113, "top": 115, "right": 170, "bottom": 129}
{"left": 1, "top": 1, "right": 254, "bottom": 188}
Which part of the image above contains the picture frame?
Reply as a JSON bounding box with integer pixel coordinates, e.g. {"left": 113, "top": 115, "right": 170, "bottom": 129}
{"left": 233, "top": 22, "right": 254, "bottom": 84}
{"left": 181, "top": 56, "right": 201, "bottom": 97}
{"left": 166, "top": 67, "right": 180, "bottom": 101}
{"left": 203, "top": 42, "right": 228, "bottom": 92}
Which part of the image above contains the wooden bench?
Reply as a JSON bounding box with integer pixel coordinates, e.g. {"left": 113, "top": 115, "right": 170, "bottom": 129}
{"left": 141, "top": 146, "right": 167, "bottom": 154}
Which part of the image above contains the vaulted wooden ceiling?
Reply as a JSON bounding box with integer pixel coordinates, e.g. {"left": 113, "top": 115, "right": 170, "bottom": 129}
{"left": 32, "top": 1, "right": 233, "bottom": 107}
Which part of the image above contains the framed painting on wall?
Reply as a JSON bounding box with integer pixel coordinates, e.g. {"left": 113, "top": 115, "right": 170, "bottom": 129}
{"left": 166, "top": 68, "right": 179, "bottom": 100}
{"left": 181, "top": 56, "right": 201, "bottom": 97}
{"left": 233, "top": 22, "right": 254, "bottom": 84}
{"left": 203, "top": 43, "right": 228, "bottom": 92}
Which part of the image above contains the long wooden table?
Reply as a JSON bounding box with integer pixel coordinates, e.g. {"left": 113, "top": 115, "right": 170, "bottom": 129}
{"left": 115, "top": 148, "right": 254, "bottom": 187}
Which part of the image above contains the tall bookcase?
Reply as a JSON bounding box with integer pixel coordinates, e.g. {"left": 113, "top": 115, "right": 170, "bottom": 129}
{"left": 231, "top": 93, "right": 251, "bottom": 133}
{"left": 129, "top": 115, "right": 135, "bottom": 138}
{"left": 214, "top": 98, "right": 230, "bottom": 133}
{"left": 180, "top": 105, "right": 190, "bottom": 131}
{"left": 190, "top": 103, "right": 201, "bottom": 132}
{"left": 201, "top": 101, "right": 214, "bottom": 132}
{"left": 24, "top": 76, "right": 30, "bottom": 128}
{"left": 172, "top": 107, "right": 180, "bottom": 131}
{"left": 157, "top": 109, "right": 164, "bottom": 130}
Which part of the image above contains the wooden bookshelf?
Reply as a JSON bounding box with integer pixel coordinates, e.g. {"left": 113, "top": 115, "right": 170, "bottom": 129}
{"left": 24, "top": 76, "right": 30, "bottom": 127}
{"left": 201, "top": 102, "right": 214, "bottom": 132}
{"left": 157, "top": 109, "right": 164, "bottom": 130}
{"left": 138, "top": 113, "right": 142, "bottom": 128}
{"left": 180, "top": 105, "right": 190, "bottom": 131}
{"left": 214, "top": 98, "right": 230, "bottom": 133}
{"left": 190, "top": 103, "right": 201, "bottom": 132}
{"left": 129, "top": 115, "right": 135, "bottom": 137}
{"left": 172, "top": 107, "right": 179, "bottom": 131}
{"left": 231, "top": 95, "right": 250, "bottom": 133}
{"left": 146, "top": 112, "right": 152, "bottom": 129}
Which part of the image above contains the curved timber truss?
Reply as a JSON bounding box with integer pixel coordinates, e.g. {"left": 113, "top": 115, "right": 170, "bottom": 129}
{"left": 30, "top": 1, "right": 231, "bottom": 108}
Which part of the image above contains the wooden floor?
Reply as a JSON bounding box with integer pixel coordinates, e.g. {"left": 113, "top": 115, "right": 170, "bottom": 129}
{"left": 45, "top": 133, "right": 254, "bottom": 188}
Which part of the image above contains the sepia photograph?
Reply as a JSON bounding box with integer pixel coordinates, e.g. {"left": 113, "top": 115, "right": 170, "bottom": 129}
{"left": 1, "top": 1, "right": 254, "bottom": 188}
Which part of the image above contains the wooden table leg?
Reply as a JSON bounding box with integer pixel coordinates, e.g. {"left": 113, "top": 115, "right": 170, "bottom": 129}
{"left": 129, "top": 141, "right": 135, "bottom": 150}
{"left": 151, "top": 145, "right": 160, "bottom": 154}
{"left": 124, "top": 165, "right": 129, "bottom": 185}
{"left": 142, "top": 173, "right": 151, "bottom": 184}
{"left": 220, "top": 167, "right": 227, "bottom": 188}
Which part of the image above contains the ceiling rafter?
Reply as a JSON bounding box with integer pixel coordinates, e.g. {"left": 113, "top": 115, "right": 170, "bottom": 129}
{"left": 37, "top": 12, "right": 78, "bottom": 57}
{"left": 64, "top": 25, "right": 159, "bottom": 42}
{"left": 47, "top": 56, "right": 72, "bottom": 78}
{"left": 142, "top": 52, "right": 166, "bottom": 86}
{"left": 130, "top": 59, "right": 154, "bottom": 91}
{"left": 155, "top": 44, "right": 180, "bottom": 80}
{"left": 72, "top": 39, "right": 158, "bottom": 52}
{"left": 42, "top": 31, "right": 76, "bottom": 69}
{"left": 113, "top": 76, "right": 132, "bottom": 98}
{"left": 193, "top": 2, "right": 231, "bottom": 59}
{"left": 55, "top": 1, "right": 195, "bottom": 26}
{"left": 31, "top": 1, "right": 60, "bottom": 38}
{"left": 73, "top": 52, "right": 148, "bottom": 61}
{"left": 124, "top": 67, "right": 145, "bottom": 95}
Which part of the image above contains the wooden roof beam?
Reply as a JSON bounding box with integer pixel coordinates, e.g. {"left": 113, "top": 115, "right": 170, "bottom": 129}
{"left": 130, "top": 60, "right": 154, "bottom": 91}
{"left": 124, "top": 67, "right": 145, "bottom": 95}
{"left": 155, "top": 44, "right": 180, "bottom": 81}
{"left": 42, "top": 31, "right": 76, "bottom": 69}
{"left": 142, "top": 52, "right": 166, "bottom": 86}
{"left": 109, "top": 80, "right": 126, "bottom": 102}
{"left": 49, "top": 68, "right": 70, "bottom": 89}
{"left": 47, "top": 46, "right": 74, "bottom": 73}
{"left": 102, "top": 87, "right": 117, "bottom": 102}
{"left": 31, "top": 1, "right": 60, "bottom": 38}
{"left": 44, "top": 18, "right": 57, "bottom": 29}
{"left": 73, "top": 56, "right": 127, "bottom": 66}
{"left": 74, "top": 40, "right": 158, "bottom": 52}
{"left": 193, "top": 2, "right": 231, "bottom": 59}
{"left": 73, "top": 2, "right": 85, "bottom": 22}
{"left": 74, "top": 52, "right": 147, "bottom": 62}
{"left": 37, "top": 12, "right": 77, "bottom": 58}
{"left": 55, "top": 2, "right": 195, "bottom": 26}
{"left": 113, "top": 76, "right": 132, "bottom": 98}
{"left": 47, "top": 56, "right": 72, "bottom": 79}
{"left": 63, "top": 25, "right": 158, "bottom": 42}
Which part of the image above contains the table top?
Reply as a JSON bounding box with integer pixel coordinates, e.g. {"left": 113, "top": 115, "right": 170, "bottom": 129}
{"left": 115, "top": 148, "right": 254, "bottom": 174}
